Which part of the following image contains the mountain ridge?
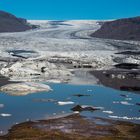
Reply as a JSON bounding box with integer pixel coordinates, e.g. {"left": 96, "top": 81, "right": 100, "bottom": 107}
{"left": 92, "top": 16, "right": 140, "bottom": 41}
{"left": 0, "top": 10, "right": 36, "bottom": 33}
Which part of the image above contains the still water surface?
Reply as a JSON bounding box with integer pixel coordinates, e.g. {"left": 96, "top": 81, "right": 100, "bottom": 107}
{"left": 0, "top": 83, "right": 140, "bottom": 134}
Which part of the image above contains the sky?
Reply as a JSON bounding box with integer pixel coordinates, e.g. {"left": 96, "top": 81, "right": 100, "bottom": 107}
{"left": 0, "top": 0, "right": 140, "bottom": 20}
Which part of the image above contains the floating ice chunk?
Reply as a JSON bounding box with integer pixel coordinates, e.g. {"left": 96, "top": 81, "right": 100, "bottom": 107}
{"left": 113, "top": 101, "right": 120, "bottom": 104}
{"left": 26, "top": 118, "right": 30, "bottom": 121}
{"left": 103, "top": 111, "right": 113, "bottom": 114}
{"left": 0, "top": 130, "right": 3, "bottom": 134}
{"left": 87, "top": 89, "right": 93, "bottom": 92}
{"left": 120, "top": 101, "right": 134, "bottom": 106}
{"left": 0, "top": 104, "right": 4, "bottom": 108}
{"left": 58, "top": 101, "right": 74, "bottom": 106}
{"left": 81, "top": 105, "right": 104, "bottom": 110}
{"left": 74, "top": 111, "right": 80, "bottom": 114}
{"left": 109, "top": 115, "right": 140, "bottom": 120}
{"left": 0, "top": 82, "right": 52, "bottom": 96}
{"left": 0, "top": 113, "right": 12, "bottom": 117}
{"left": 113, "top": 101, "right": 134, "bottom": 106}
{"left": 125, "top": 98, "right": 132, "bottom": 101}
{"left": 71, "top": 105, "right": 104, "bottom": 112}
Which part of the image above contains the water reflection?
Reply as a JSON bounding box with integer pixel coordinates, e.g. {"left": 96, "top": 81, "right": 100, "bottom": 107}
{"left": 0, "top": 83, "right": 140, "bottom": 135}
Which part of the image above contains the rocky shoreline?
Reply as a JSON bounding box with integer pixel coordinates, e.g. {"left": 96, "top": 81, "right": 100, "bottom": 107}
{"left": 90, "top": 69, "right": 140, "bottom": 93}
{"left": 0, "top": 114, "right": 140, "bottom": 140}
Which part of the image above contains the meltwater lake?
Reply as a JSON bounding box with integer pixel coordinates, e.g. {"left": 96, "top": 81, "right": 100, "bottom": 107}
{"left": 0, "top": 83, "right": 140, "bottom": 134}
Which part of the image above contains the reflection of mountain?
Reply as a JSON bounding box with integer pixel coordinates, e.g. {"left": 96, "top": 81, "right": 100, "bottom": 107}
{"left": 92, "top": 16, "right": 140, "bottom": 41}
{"left": 0, "top": 10, "right": 36, "bottom": 33}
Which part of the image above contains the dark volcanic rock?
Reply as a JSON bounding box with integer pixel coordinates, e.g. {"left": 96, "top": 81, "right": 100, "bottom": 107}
{"left": 92, "top": 16, "right": 140, "bottom": 41}
{"left": 73, "top": 94, "right": 91, "bottom": 97}
{"left": 115, "top": 63, "right": 139, "bottom": 69}
{"left": 90, "top": 70, "right": 140, "bottom": 93}
{"left": 116, "top": 51, "right": 140, "bottom": 55}
{"left": 71, "top": 105, "right": 101, "bottom": 112}
{"left": 120, "top": 86, "right": 140, "bottom": 92}
{"left": 136, "top": 103, "right": 140, "bottom": 106}
{"left": 0, "top": 10, "right": 36, "bottom": 33}
{"left": 0, "top": 75, "right": 18, "bottom": 87}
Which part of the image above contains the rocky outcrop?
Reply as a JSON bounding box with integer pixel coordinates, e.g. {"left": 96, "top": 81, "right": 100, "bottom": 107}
{"left": 71, "top": 105, "right": 103, "bottom": 112}
{"left": 92, "top": 16, "right": 140, "bottom": 41}
{"left": 0, "top": 10, "right": 36, "bottom": 33}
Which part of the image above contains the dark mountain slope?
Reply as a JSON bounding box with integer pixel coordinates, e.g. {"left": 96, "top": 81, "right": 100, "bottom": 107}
{"left": 92, "top": 16, "right": 140, "bottom": 41}
{"left": 0, "top": 10, "right": 36, "bottom": 33}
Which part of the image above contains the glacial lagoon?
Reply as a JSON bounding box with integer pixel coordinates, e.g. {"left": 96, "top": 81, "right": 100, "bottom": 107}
{"left": 0, "top": 83, "right": 140, "bottom": 135}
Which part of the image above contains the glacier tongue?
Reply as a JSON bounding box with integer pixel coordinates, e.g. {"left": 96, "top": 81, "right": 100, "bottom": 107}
{"left": 0, "top": 20, "right": 139, "bottom": 83}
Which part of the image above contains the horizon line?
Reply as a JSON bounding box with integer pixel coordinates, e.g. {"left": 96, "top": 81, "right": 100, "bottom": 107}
{"left": 26, "top": 15, "right": 140, "bottom": 21}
